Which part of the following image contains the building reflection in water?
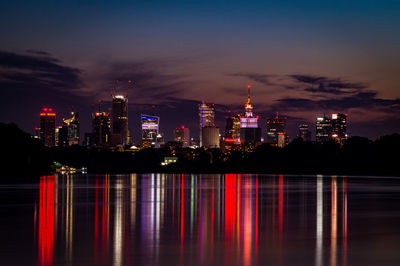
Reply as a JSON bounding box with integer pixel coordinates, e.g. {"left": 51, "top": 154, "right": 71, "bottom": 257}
{"left": 38, "top": 176, "right": 55, "bottom": 266}
{"left": 35, "top": 174, "right": 349, "bottom": 265}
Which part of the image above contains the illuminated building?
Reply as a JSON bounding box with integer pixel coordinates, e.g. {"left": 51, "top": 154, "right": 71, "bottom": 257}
{"left": 201, "top": 126, "right": 220, "bottom": 148}
{"left": 40, "top": 108, "right": 56, "bottom": 147}
{"left": 112, "top": 94, "right": 129, "bottom": 145}
{"left": 92, "top": 112, "right": 111, "bottom": 146}
{"left": 331, "top": 113, "right": 348, "bottom": 145}
{"left": 298, "top": 124, "right": 312, "bottom": 141}
{"left": 56, "top": 125, "right": 68, "bottom": 147}
{"left": 266, "top": 114, "right": 287, "bottom": 147}
{"left": 174, "top": 126, "right": 190, "bottom": 147}
{"left": 198, "top": 101, "right": 215, "bottom": 146}
{"left": 221, "top": 137, "right": 242, "bottom": 153}
{"left": 161, "top": 157, "right": 178, "bottom": 166}
{"left": 239, "top": 86, "right": 261, "bottom": 144}
{"left": 156, "top": 133, "right": 165, "bottom": 148}
{"left": 316, "top": 116, "right": 332, "bottom": 143}
{"left": 141, "top": 114, "right": 159, "bottom": 148}
{"left": 63, "top": 112, "right": 80, "bottom": 146}
{"left": 225, "top": 114, "right": 241, "bottom": 141}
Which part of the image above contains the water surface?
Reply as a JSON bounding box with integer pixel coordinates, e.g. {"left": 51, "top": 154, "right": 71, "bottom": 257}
{"left": 1, "top": 174, "right": 400, "bottom": 266}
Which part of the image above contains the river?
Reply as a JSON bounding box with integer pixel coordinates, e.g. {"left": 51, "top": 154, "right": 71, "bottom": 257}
{"left": 1, "top": 174, "right": 400, "bottom": 265}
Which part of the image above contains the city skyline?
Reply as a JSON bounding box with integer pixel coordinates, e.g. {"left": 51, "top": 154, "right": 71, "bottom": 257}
{"left": 34, "top": 88, "right": 350, "bottom": 146}
{"left": 1, "top": 1, "right": 400, "bottom": 141}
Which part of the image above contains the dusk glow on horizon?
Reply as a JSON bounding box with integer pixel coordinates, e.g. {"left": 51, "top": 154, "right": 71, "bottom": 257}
{"left": 1, "top": 0, "right": 400, "bottom": 141}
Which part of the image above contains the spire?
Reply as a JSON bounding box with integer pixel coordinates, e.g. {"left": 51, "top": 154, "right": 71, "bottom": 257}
{"left": 245, "top": 85, "right": 253, "bottom": 117}
{"left": 247, "top": 85, "right": 251, "bottom": 105}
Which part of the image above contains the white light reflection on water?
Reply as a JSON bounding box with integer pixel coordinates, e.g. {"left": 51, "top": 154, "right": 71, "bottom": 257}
{"left": 316, "top": 174, "right": 323, "bottom": 266}
{"left": 113, "top": 179, "right": 123, "bottom": 266}
{"left": 331, "top": 176, "right": 338, "bottom": 266}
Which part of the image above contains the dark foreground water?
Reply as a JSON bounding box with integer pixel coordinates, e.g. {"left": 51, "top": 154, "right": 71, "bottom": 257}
{"left": 1, "top": 174, "right": 400, "bottom": 266}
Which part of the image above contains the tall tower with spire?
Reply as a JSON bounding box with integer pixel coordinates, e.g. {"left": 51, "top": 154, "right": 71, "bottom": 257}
{"left": 245, "top": 85, "right": 254, "bottom": 118}
{"left": 240, "top": 85, "right": 261, "bottom": 145}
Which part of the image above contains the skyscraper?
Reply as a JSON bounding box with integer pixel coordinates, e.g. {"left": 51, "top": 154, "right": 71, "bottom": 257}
{"left": 331, "top": 113, "right": 348, "bottom": 145}
{"left": 316, "top": 116, "right": 332, "bottom": 143}
{"left": 298, "top": 124, "right": 312, "bottom": 142}
{"left": 40, "top": 108, "right": 56, "bottom": 147}
{"left": 56, "top": 125, "right": 68, "bottom": 147}
{"left": 225, "top": 114, "right": 241, "bottom": 141}
{"left": 92, "top": 112, "right": 111, "bottom": 146}
{"left": 239, "top": 86, "right": 261, "bottom": 144}
{"left": 201, "top": 126, "right": 220, "bottom": 148}
{"left": 174, "top": 126, "right": 190, "bottom": 147}
{"left": 112, "top": 94, "right": 129, "bottom": 145}
{"left": 141, "top": 114, "right": 159, "bottom": 148}
{"left": 266, "top": 115, "right": 287, "bottom": 147}
{"left": 63, "top": 111, "right": 80, "bottom": 146}
{"left": 198, "top": 101, "right": 215, "bottom": 147}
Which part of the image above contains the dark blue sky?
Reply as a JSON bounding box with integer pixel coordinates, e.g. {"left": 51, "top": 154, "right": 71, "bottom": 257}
{"left": 1, "top": 0, "right": 400, "bottom": 141}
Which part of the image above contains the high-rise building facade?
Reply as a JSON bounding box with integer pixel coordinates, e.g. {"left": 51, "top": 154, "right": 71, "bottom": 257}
{"left": 316, "top": 116, "right": 332, "bottom": 143}
{"left": 40, "top": 108, "right": 56, "bottom": 147}
{"left": 331, "top": 113, "right": 348, "bottom": 145}
{"left": 63, "top": 111, "right": 80, "bottom": 146}
{"left": 298, "top": 124, "right": 312, "bottom": 142}
{"left": 225, "top": 114, "right": 241, "bottom": 141}
{"left": 92, "top": 112, "right": 111, "bottom": 146}
{"left": 174, "top": 126, "right": 190, "bottom": 147}
{"left": 240, "top": 86, "right": 261, "bottom": 144}
{"left": 266, "top": 115, "right": 287, "bottom": 147}
{"left": 112, "top": 94, "right": 129, "bottom": 145}
{"left": 141, "top": 114, "right": 159, "bottom": 147}
{"left": 56, "top": 125, "right": 68, "bottom": 147}
{"left": 198, "top": 101, "right": 215, "bottom": 146}
{"left": 201, "top": 126, "right": 220, "bottom": 148}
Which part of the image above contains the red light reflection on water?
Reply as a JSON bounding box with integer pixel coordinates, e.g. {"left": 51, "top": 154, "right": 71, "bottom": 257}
{"left": 38, "top": 176, "right": 55, "bottom": 266}
{"left": 224, "top": 174, "right": 237, "bottom": 242}
{"left": 180, "top": 174, "right": 184, "bottom": 253}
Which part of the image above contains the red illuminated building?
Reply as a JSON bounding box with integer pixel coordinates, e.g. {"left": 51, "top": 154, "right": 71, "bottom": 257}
{"left": 174, "top": 126, "right": 190, "bottom": 147}
{"left": 40, "top": 108, "right": 56, "bottom": 147}
{"left": 92, "top": 112, "right": 111, "bottom": 146}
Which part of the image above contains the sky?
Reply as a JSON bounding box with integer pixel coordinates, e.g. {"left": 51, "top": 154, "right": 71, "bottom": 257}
{"left": 1, "top": 0, "right": 400, "bottom": 142}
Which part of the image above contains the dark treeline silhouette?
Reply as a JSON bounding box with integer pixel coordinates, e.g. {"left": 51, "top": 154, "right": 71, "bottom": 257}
{"left": 1, "top": 123, "right": 399, "bottom": 177}
{"left": 0, "top": 123, "right": 52, "bottom": 180}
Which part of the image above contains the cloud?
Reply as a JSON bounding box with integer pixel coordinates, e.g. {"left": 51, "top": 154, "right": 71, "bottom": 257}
{"left": 274, "top": 91, "right": 400, "bottom": 114}
{"left": 289, "top": 74, "right": 367, "bottom": 96}
{"left": 0, "top": 50, "right": 91, "bottom": 136}
{"left": 0, "top": 50, "right": 84, "bottom": 94}
{"left": 228, "top": 72, "right": 275, "bottom": 86}
{"left": 26, "top": 49, "right": 51, "bottom": 56}
{"left": 228, "top": 72, "right": 368, "bottom": 96}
